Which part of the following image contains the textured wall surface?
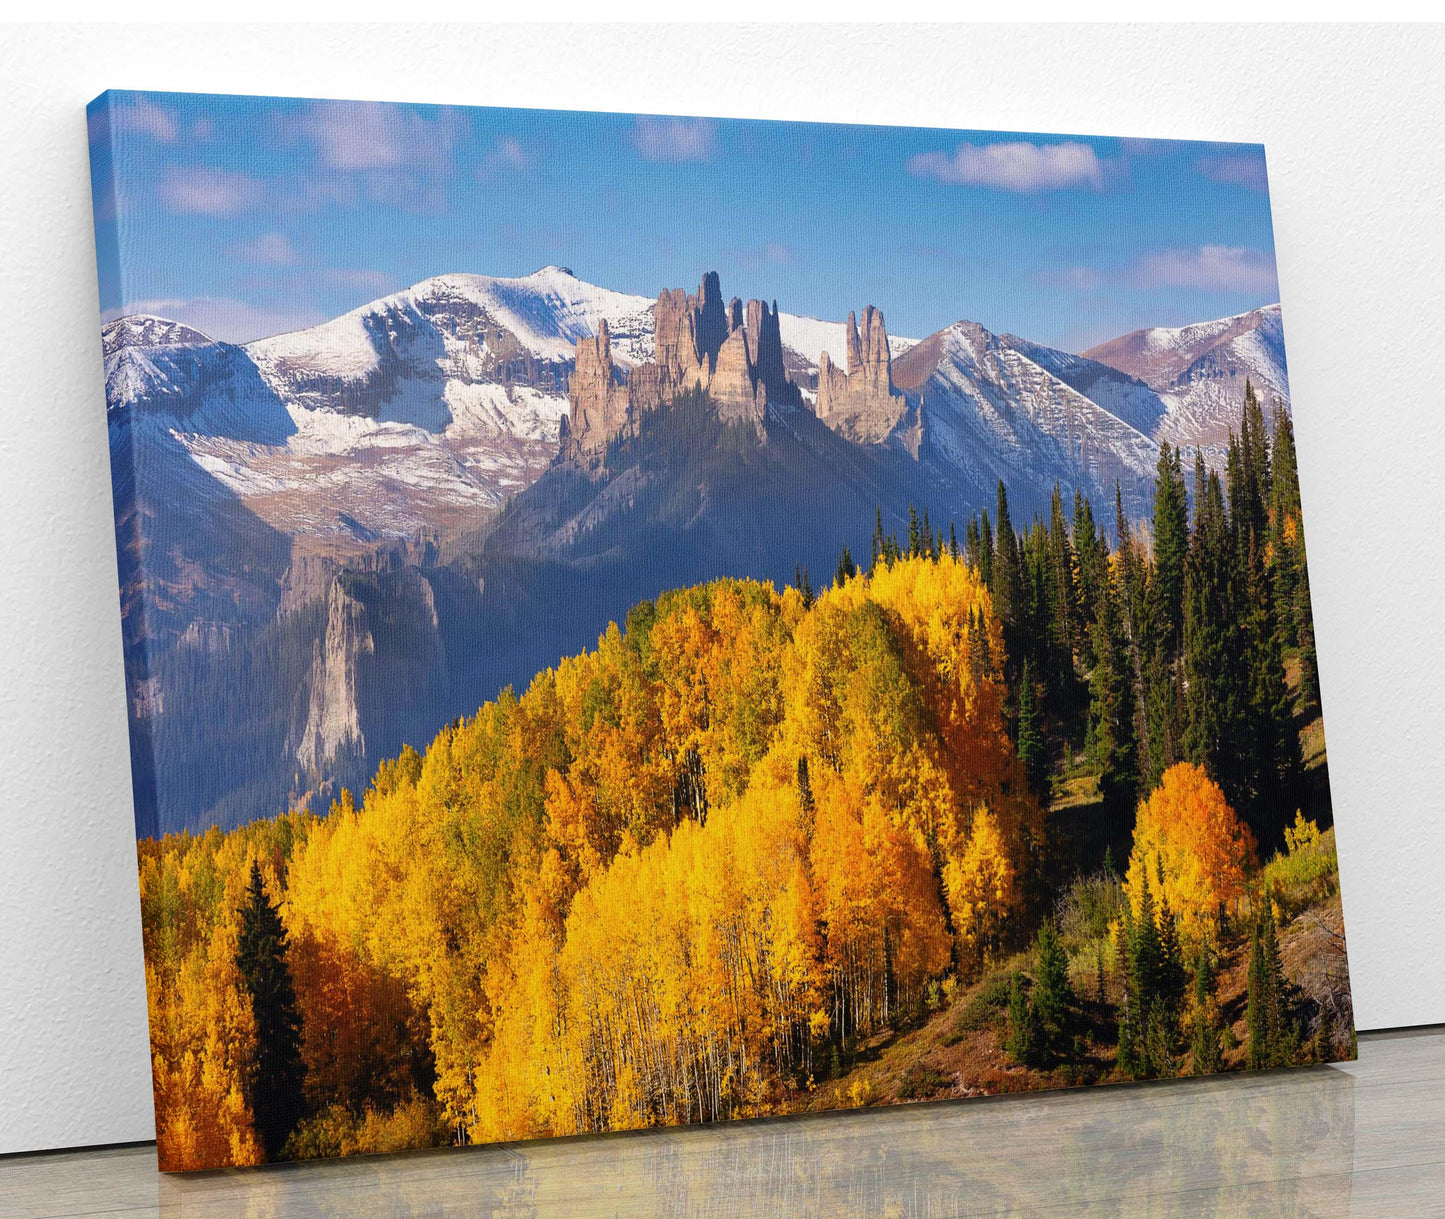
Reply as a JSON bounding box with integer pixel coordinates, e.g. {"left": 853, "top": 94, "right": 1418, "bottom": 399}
{"left": 1, "top": 22, "right": 1441, "bottom": 1156}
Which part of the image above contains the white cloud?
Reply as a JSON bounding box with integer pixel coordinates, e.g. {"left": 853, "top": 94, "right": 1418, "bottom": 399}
{"left": 1195, "top": 152, "right": 1269, "bottom": 192}
{"left": 1134, "top": 245, "right": 1278, "bottom": 294}
{"left": 158, "top": 167, "right": 264, "bottom": 216}
{"left": 495, "top": 137, "right": 530, "bottom": 170}
{"left": 106, "top": 297, "right": 324, "bottom": 345}
{"left": 908, "top": 140, "right": 1103, "bottom": 192}
{"left": 299, "top": 100, "right": 461, "bottom": 173}
{"left": 476, "top": 135, "right": 538, "bottom": 181}
{"left": 112, "top": 95, "right": 179, "bottom": 142}
{"left": 234, "top": 233, "right": 297, "bottom": 265}
{"left": 632, "top": 116, "right": 718, "bottom": 163}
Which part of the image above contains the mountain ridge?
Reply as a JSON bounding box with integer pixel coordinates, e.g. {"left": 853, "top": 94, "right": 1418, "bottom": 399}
{"left": 102, "top": 266, "right": 1289, "bottom": 834}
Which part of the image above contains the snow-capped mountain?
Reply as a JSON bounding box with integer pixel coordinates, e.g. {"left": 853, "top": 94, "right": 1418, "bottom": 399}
{"left": 103, "top": 269, "right": 662, "bottom": 546}
{"left": 101, "top": 313, "right": 212, "bottom": 359}
{"left": 893, "top": 321, "right": 1161, "bottom": 520}
{"left": 102, "top": 267, "right": 926, "bottom": 549}
{"left": 104, "top": 267, "right": 1291, "bottom": 835}
{"left": 1083, "top": 304, "right": 1289, "bottom": 458}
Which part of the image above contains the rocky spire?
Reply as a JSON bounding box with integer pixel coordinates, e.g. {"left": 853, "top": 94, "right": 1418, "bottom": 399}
{"left": 564, "top": 272, "right": 802, "bottom": 462}
{"left": 816, "top": 305, "right": 906, "bottom": 443}
{"left": 693, "top": 271, "right": 730, "bottom": 367}
{"left": 746, "top": 298, "right": 797, "bottom": 406}
{"left": 563, "top": 318, "right": 632, "bottom": 461}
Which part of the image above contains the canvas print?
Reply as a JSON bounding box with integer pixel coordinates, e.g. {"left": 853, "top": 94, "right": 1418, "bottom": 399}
{"left": 88, "top": 91, "right": 1355, "bottom": 1172}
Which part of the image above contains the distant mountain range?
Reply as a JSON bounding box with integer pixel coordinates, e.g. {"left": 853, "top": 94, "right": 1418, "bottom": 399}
{"left": 101, "top": 266, "right": 1289, "bottom": 836}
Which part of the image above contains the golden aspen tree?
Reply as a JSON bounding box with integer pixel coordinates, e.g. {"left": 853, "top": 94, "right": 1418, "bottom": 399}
{"left": 1125, "top": 762, "right": 1257, "bottom": 943}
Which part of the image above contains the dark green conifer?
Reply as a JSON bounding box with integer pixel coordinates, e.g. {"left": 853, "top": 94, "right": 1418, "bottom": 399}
{"left": 1151, "top": 443, "right": 1189, "bottom": 659}
{"left": 1190, "top": 939, "right": 1225, "bottom": 1075}
{"left": 980, "top": 511, "right": 995, "bottom": 587}
{"left": 235, "top": 860, "right": 306, "bottom": 1161}
{"left": 1005, "top": 972, "right": 1043, "bottom": 1067}
{"left": 1032, "top": 921, "right": 1074, "bottom": 1052}
{"left": 1088, "top": 575, "right": 1138, "bottom": 815}
{"left": 1016, "top": 658, "right": 1047, "bottom": 800}
{"left": 992, "top": 481, "right": 1020, "bottom": 628}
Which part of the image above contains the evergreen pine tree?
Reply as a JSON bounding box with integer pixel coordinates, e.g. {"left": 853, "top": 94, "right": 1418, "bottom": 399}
{"left": 1016, "top": 658, "right": 1048, "bottom": 800}
{"left": 1245, "top": 906, "right": 1294, "bottom": 1070}
{"left": 1151, "top": 443, "right": 1189, "bottom": 659}
{"left": 992, "top": 481, "right": 1020, "bottom": 629}
{"left": 1269, "top": 409, "right": 1303, "bottom": 648}
{"left": 1130, "top": 872, "right": 1164, "bottom": 1014}
{"left": 1297, "top": 562, "right": 1321, "bottom": 709}
{"left": 235, "top": 860, "right": 305, "bottom": 1161}
{"left": 1088, "top": 575, "right": 1138, "bottom": 815}
{"left": 1032, "top": 921, "right": 1074, "bottom": 1053}
{"left": 1005, "top": 972, "right": 1043, "bottom": 1067}
{"left": 1246, "top": 920, "right": 1270, "bottom": 1070}
{"left": 1115, "top": 901, "right": 1143, "bottom": 1078}
{"left": 1048, "top": 484, "right": 1079, "bottom": 661}
{"left": 1182, "top": 464, "right": 1249, "bottom": 805}
{"left": 949, "top": 521, "right": 960, "bottom": 559}
{"left": 980, "top": 511, "right": 995, "bottom": 587}
{"left": 1072, "top": 490, "right": 1105, "bottom": 636}
{"left": 835, "top": 545, "right": 857, "bottom": 588}
{"left": 1190, "top": 939, "right": 1225, "bottom": 1075}
{"left": 1156, "top": 884, "right": 1187, "bottom": 1013}
{"left": 1143, "top": 643, "right": 1185, "bottom": 793}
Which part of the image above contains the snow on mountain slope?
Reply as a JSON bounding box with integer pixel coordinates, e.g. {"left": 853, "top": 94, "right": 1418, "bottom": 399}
{"left": 101, "top": 314, "right": 212, "bottom": 360}
{"left": 249, "top": 267, "right": 655, "bottom": 390}
{"left": 1083, "top": 305, "right": 1283, "bottom": 391}
{"left": 105, "top": 269, "right": 664, "bottom": 545}
{"left": 777, "top": 312, "right": 916, "bottom": 376}
{"left": 998, "top": 334, "right": 1168, "bottom": 439}
{"left": 105, "top": 264, "right": 1277, "bottom": 556}
{"left": 895, "top": 320, "right": 1160, "bottom": 519}
{"left": 1083, "top": 305, "right": 1289, "bottom": 459}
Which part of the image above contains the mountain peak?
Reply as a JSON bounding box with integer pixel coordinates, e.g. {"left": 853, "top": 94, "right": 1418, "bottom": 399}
{"left": 101, "top": 313, "right": 214, "bottom": 359}
{"left": 1082, "top": 303, "right": 1282, "bottom": 391}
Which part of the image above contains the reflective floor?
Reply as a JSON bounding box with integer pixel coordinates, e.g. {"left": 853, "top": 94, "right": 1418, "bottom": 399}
{"left": 5, "top": 1028, "right": 1444, "bottom": 1218}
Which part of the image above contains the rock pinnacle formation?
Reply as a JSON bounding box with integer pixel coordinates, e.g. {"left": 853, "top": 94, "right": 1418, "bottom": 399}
{"left": 559, "top": 318, "right": 633, "bottom": 461}
{"left": 563, "top": 272, "right": 803, "bottom": 462}
{"left": 815, "top": 306, "right": 906, "bottom": 443}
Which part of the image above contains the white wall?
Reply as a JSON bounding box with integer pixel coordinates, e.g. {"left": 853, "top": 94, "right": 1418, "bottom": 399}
{"left": 2, "top": 22, "right": 1441, "bottom": 1157}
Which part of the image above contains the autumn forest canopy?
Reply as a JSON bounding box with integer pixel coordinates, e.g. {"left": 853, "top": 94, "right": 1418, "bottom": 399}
{"left": 140, "top": 382, "right": 1351, "bottom": 1170}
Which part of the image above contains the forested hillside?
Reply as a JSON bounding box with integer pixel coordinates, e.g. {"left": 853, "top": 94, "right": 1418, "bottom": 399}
{"left": 137, "top": 382, "right": 1350, "bottom": 1170}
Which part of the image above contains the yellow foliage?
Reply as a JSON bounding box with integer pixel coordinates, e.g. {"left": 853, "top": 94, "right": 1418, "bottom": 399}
{"left": 943, "top": 805, "right": 1017, "bottom": 971}
{"left": 139, "top": 559, "right": 1042, "bottom": 1153}
{"left": 1125, "top": 763, "right": 1257, "bottom": 943}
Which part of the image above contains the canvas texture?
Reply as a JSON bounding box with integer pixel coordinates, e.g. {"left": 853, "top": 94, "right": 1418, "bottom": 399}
{"left": 87, "top": 91, "right": 1355, "bottom": 1173}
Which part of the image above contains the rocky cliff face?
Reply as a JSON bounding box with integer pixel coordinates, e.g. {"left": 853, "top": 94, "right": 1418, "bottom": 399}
{"left": 815, "top": 307, "right": 907, "bottom": 443}
{"left": 561, "top": 319, "right": 634, "bottom": 460}
{"left": 563, "top": 271, "right": 804, "bottom": 459}
{"left": 295, "top": 579, "right": 373, "bottom": 773}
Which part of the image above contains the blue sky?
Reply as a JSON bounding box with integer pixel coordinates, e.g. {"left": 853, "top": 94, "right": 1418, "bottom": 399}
{"left": 89, "top": 91, "right": 1280, "bottom": 353}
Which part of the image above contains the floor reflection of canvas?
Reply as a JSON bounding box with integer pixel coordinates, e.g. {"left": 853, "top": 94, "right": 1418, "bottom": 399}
{"left": 88, "top": 91, "right": 1354, "bottom": 1172}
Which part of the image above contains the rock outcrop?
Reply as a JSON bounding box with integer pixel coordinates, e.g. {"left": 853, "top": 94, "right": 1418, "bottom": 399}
{"left": 815, "top": 306, "right": 906, "bottom": 443}
{"left": 563, "top": 271, "right": 803, "bottom": 461}
{"left": 295, "top": 579, "right": 373, "bottom": 772}
{"left": 560, "top": 319, "right": 632, "bottom": 460}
